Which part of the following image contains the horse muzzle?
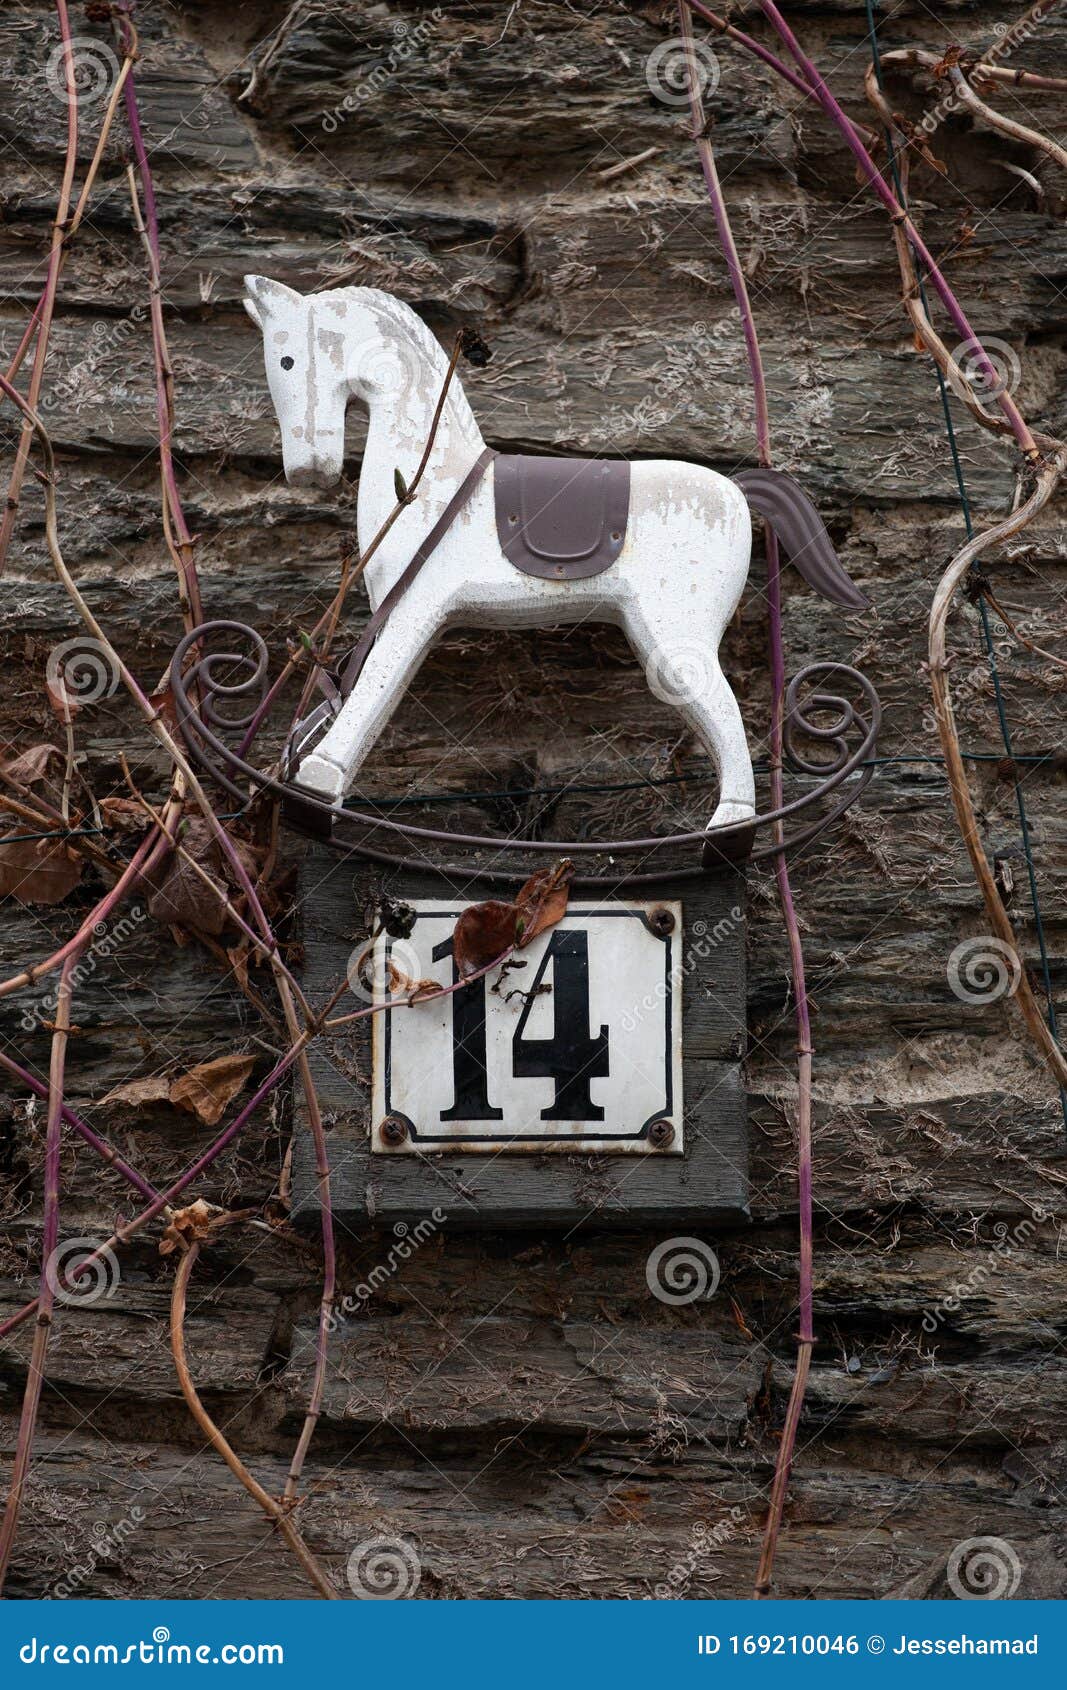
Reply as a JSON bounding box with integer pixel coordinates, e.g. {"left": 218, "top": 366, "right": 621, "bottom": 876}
{"left": 284, "top": 451, "right": 342, "bottom": 490}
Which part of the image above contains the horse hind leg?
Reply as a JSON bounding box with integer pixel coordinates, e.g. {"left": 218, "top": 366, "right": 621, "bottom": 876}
{"left": 628, "top": 613, "right": 755, "bottom": 836}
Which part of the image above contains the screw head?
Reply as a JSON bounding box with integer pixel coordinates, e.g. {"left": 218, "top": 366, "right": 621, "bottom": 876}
{"left": 649, "top": 1118, "right": 675, "bottom": 1149}
{"left": 649, "top": 905, "right": 675, "bottom": 936}
{"left": 380, "top": 1115, "right": 409, "bottom": 1147}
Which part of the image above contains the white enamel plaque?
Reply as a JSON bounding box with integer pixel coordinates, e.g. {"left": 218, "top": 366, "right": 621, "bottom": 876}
{"left": 371, "top": 900, "right": 683, "bottom": 1154}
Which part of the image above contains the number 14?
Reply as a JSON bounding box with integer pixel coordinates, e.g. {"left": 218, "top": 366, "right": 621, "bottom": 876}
{"left": 432, "top": 930, "right": 610, "bottom": 1123}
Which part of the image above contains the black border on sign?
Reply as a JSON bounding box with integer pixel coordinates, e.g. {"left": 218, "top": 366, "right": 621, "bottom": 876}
{"left": 382, "top": 907, "right": 674, "bottom": 1145}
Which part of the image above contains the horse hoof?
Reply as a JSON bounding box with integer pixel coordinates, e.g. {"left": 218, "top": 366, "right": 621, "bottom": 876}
{"left": 295, "top": 752, "right": 347, "bottom": 801}
{"left": 703, "top": 804, "right": 756, "bottom": 870}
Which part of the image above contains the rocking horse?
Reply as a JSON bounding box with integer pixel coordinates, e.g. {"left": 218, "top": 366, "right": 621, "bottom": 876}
{"left": 240, "top": 275, "right": 870, "bottom": 854}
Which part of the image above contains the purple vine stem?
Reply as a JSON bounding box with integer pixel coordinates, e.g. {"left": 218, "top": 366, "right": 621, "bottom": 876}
{"left": 0, "top": 948, "right": 513, "bottom": 1343}
{"left": 755, "top": 0, "right": 1037, "bottom": 459}
{"left": 0, "top": 1037, "right": 309, "bottom": 1344}
{"left": 679, "top": 0, "right": 814, "bottom": 1596}
{"left": 0, "top": 1050, "right": 161, "bottom": 1206}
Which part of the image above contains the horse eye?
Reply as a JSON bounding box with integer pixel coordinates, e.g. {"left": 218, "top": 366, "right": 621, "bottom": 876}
{"left": 280, "top": 355, "right": 295, "bottom": 371}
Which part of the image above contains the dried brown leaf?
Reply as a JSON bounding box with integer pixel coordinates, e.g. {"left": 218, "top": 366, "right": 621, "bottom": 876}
{"left": 145, "top": 818, "right": 260, "bottom": 936}
{"left": 159, "top": 1199, "right": 222, "bottom": 1256}
{"left": 99, "top": 797, "right": 152, "bottom": 834}
{"left": 170, "top": 1052, "right": 255, "bottom": 1126}
{"left": 0, "top": 836, "right": 82, "bottom": 904}
{"left": 0, "top": 743, "right": 62, "bottom": 788}
{"left": 513, "top": 859, "right": 574, "bottom": 946}
{"left": 100, "top": 1074, "right": 171, "bottom": 1109}
{"left": 453, "top": 898, "right": 521, "bottom": 980}
{"left": 452, "top": 859, "right": 573, "bottom": 979}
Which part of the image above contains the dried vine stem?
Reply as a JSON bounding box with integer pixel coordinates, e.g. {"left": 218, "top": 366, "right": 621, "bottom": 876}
{"left": 278, "top": 976, "right": 334, "bottom": 1509}
{"left": 721, "top": 1, "right": 1067, "bottom": 1092}
{"left": 0, "top": 822, "right": 162, "bottom": 1003}
{"left": 169, "top": 1223, "right": 339, "bottom": 1600}
{"left": 929, "top": 456, "right": 1067, "bottom": 1091}
{"left": 1, "top": 19, "right": 137, "bottom": 397}
{"left": 678, "top": 1, "right": 814, "bottom": 1599}
{"left": 684, "top": 0, "right": 878, "bottom": 142}
{"left": 0, "top": 378, "right": 293, "bottom": 1029}
{"left": 0, "top": 959, "right": 75, "bottom": 1592}
{"left": 876, "top": 45, "right": 1067, "bottom": 177}
{"left": 0, "top": 1032, "right": 314, "bottom": 1345}
{"left": 862, "top": 86, "right": 1067, "bottom": 1089}
{"left": 0, "top": 948, "right": 509, "bottom": 1335}
{"left": 0, "top": 1, "right": 77, "bottom": 576}
{"left": 756, "top": 0, "right": 1038, "bottom": 460}
{"left": 125, "top": 775, "right": 312, "bottom": 1022}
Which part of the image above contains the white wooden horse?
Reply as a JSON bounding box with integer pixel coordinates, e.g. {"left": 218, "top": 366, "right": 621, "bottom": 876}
{"left": 243, "top": 276, "right": 868, "bottom": 838}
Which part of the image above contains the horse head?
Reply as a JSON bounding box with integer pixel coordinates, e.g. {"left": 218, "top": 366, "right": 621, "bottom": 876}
{"left": 244, "top": 276, "right": 424, "bottom": 489}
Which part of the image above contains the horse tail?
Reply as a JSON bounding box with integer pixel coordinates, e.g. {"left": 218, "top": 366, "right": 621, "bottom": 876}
{"left": 733, "top": 467, "right": 870, "bottom": 611}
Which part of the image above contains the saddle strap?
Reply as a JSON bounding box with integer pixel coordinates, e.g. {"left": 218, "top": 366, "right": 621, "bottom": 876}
{"left": 286, "top": 445, "right": 497, "bottom": 771}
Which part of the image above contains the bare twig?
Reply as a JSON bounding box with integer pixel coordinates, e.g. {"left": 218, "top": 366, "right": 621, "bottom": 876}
{"left": 929, "top": 456, "right": 1067, "bottom": 1091}
{"left": 0, "top": 1, "right": 78, "bottom": 575}
{"left": 169, "top": 1223, "right": 340, "bottom": 1600}
{"left": 0, "top": 959, "right": 75, "bottom": 1591}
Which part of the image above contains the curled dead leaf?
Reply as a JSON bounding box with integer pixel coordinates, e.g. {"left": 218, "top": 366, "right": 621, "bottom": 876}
{"left": 145, "top": 818, "right": 264, "bottom": 937}
{"left": 452, "top": 859, "right": 573, "bottom": 979}
{"left": 159, "top": 1199, "right": 224, "bottom": 1256}
{"left": 0, "top": 834, "right": 82, "bottom": 905}
{"left": 99, "top": 797, "right": 152, "bottom": 834}
{"left": 169, "top": 1052, "right": 255, "bottom": 1126}
{"left": 101, "top": 1075, "right": 171, "bottom": 1109}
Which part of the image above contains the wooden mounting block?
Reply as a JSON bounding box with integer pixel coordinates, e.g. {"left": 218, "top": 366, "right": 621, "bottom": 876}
{"left": 292, "top": 845, "right": 748, "bottom": 1230}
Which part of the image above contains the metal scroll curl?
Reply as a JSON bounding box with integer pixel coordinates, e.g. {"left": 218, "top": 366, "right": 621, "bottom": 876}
{"left": 170, "top": 621, "right": 270, "bottom": 804}
{"left": 170, "top": 625, "right": 880, "bottom": 887}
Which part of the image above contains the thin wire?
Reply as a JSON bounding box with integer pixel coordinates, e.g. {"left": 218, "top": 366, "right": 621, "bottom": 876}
{"left": 866, "top": 1, "right": 1067, "bottom": 1132}
{"left": 0, "top": 755, "right": 1054, "bottom": 841}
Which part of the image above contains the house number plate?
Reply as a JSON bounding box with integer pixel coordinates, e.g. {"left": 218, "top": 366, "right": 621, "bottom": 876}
{"left": 371, "top": 900, "right": 683, "bottom": 1154}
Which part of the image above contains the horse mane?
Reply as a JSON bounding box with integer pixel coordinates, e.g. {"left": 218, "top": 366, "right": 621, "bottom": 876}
{"left": 344, "top": 287, "right": 482, "bottom": 441}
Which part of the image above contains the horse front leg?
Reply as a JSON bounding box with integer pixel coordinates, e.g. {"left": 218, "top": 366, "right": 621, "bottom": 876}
{"left": 295, "top": 606, "right": 443, "bottom": 801}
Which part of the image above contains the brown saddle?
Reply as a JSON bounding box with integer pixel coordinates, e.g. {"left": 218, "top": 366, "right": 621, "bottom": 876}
{"left": 494, "top": 454, "right": 631, "bottom": 581}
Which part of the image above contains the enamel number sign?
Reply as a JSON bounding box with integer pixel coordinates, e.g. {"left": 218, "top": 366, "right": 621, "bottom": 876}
{"left": 371, "top": 900, "right": 683, "bottom": 1154}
